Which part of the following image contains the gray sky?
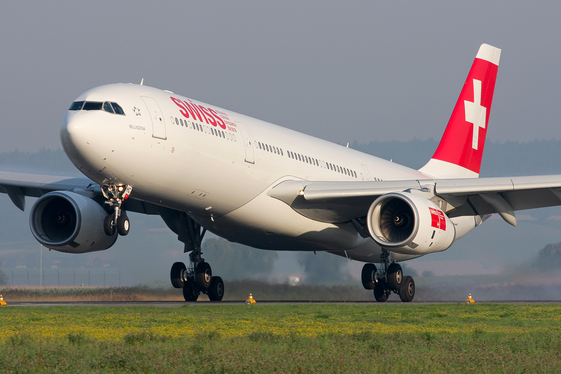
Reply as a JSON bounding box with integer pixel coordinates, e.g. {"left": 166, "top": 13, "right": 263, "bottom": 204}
{"left": 1, "top": 1, "right": 561, "bottom": 152}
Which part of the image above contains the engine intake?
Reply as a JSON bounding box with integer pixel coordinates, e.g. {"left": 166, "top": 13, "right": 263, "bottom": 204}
{"left": 30, "top": 191, "right": 117, "bottom": 253}
{"left": 367, "top": 192, "right": 455, "bottom": 255}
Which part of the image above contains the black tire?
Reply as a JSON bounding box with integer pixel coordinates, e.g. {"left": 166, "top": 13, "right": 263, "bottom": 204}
{"left": 208, "top": 276, "right": 225, "bottom": 301}
{"left": 195, "top": 262, "right": 212, "bottom": 289}
{"left": 104, "top": 215, "right": 115, "bottom": 236}
{"left": 387, "top": 263, "right": 403, "bottom": 291}
{"left": 170, "top": 262, "right": 186, "bottom": 289}
{"left": 399, "top": 276, "right": 415, "bottom": 302}
{"left": 361, "top": 263, "right": 377, "bottom": 290}
{"left": 183, "top": 281, "right": 198, "bottom": 302}
{"left": 117, "top": 213, "right": 130, "bottom": 236}
{"left": 374, "top": 279, "right": 388, "bottom": 302}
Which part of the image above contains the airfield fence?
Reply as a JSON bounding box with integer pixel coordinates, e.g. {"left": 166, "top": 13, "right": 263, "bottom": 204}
{"left": 6, "top": 269, "right": 122, "bottom": 288}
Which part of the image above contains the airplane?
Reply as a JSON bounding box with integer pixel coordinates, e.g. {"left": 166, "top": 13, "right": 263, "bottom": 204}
{"left": 2, "top": 43, "right": 561, "bottom": 302}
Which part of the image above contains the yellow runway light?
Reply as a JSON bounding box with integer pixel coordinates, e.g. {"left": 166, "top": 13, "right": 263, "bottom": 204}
{"left": 0, "top": 294, "right": 7, "bottom": 307}
{"left": 245, "top": 293, "right": 256, "bottom": 305}
{"left": 465, "top": 293, "right": 475, "bottom": 304}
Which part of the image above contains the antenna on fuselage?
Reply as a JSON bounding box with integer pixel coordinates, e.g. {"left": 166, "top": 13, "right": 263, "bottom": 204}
{"left": 140, "top": 78, "right": 144, "bottom": 86}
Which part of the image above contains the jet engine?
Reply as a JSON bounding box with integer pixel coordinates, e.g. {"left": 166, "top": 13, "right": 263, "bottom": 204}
{"left": 30, "top": 191, "right": 117, "bottom": 253}
{"left": 366, "top": 192, "right": 455, "bottom": 255}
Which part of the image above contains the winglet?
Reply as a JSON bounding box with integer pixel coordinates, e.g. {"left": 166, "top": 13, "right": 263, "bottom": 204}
{"left": 419, "top": 43, "right": 501, "bottom": 179}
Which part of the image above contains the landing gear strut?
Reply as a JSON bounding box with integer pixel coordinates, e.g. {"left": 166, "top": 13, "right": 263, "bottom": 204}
{"left": 169, "top": 217, "right": 224, "bottom": 302}
{"left": 102, "top": 183, "right": 132, "bottom": 236}
{"left": 361, "top": 250, "right": 415, "bottom": 302}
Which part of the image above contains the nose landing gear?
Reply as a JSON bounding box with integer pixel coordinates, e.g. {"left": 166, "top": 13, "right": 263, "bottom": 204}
{"left": 102, "top": 184, "right": 132, "bottom": 236}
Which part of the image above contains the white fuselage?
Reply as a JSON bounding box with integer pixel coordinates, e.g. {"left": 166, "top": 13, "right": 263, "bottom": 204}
{"left": 61, "top": 84, "right": 472, "bottom": 262}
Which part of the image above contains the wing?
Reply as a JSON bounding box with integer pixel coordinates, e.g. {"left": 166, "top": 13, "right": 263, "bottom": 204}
{"left": 0, "top": 171, "right": 158, "bottom": 215}
{"left": 268, "top": 175, "right": 561, "bottom": 226}
{"left": 0, "top": 171, "right": 94, "bottom": 211}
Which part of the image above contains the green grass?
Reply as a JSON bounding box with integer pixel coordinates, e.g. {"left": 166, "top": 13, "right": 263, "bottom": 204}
{"left": 1, "top": 304, "right": 561, "bottom": 372}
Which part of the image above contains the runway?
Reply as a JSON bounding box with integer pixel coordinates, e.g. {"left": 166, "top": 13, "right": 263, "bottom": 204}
{"left": 6, "top": 300, "right": 561, "bottom": 307}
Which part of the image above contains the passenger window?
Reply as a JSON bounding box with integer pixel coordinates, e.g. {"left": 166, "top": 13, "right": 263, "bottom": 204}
{"left": 69, "top": 101, "right": 84, "bottom": 110}
{"left": 83, "top": 101, "right": 103, "bottom": 111}
{"left": 111, "top": 102, "right": 125, "bottom": 115}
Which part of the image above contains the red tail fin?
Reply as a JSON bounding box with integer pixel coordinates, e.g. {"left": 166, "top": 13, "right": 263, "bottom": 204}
{"left": 419, "top": 44, "right": 501, "bottom": 178}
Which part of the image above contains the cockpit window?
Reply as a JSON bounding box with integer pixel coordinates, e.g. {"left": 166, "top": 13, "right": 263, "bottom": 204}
{"left": 103, "top": 101, "right": 114, "bottom": 113}
{"left": 111, "top": 102, "right": 125, "bottom": 115}
{"left": 83, "top": 101, "right": 103, "bottom": 111}
{"left": 68, "top": 100, "right": 126, "bottom": 115}
{"left": 69, "top": 101, "right": 84, "bottom": 110}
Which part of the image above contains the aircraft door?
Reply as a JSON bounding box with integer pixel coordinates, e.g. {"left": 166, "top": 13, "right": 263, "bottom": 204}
{"left": 235, "top": 122, "right": 255, "bottom": 164}
{"left": 141, "top": 96, "right": 167, "bottom": 140}
{"left": 361, "top": 164, "right": 372, "bottom": 181}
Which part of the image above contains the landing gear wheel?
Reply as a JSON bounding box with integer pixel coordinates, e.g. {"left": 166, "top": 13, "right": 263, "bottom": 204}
{"left": 117, "top": 213, "right": 130, "bottom": 236}
{"left": 195, "top": 262, "right": 212, "bottom": 289}
{"left": 170, "top": 262, "right": 187, "bottom": 289}
{"left": 374, "top": 279, "right": 388, "bottom": 302}
{"left": 399, "top": 276, "right": 415, "bottom": 302}
{"left": 208, "top": 276, "right": 225, "bottom": 301}
{"left": 182, "top": 281, "right": 198, "bottom": 301}
{"left": 387, "top": 263, "right": 403, "bottom": 290}
{"left": 104, "top": 215, "right": 115, "bottom": 236}
{"left": 361, "top": 263, "right": 378, "bottom": 290}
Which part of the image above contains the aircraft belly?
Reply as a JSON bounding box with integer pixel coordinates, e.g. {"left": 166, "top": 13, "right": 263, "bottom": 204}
{"left": 211, "top": 195, "right": 425, "bottom": 263}
{"left": 329, "top": 242, "right": 422, "bottom": 263}
{"left": 212, "top": 192, "right": 364, "bottom": 251}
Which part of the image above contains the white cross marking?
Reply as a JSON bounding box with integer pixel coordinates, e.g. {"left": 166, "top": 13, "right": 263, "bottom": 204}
{"left": 464, "top": 79, "right": 486, "bottom": 150}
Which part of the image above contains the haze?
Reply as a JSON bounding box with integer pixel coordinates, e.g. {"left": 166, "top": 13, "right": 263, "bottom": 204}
{"left": 2, "top": 3, "right": 561, "bottom": 299}
{"left": 1, "top": 2, "right": 561, "bottom": 152}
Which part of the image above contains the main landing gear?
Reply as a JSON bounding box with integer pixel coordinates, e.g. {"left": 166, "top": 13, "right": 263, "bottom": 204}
{"left": 169, "top": 218, "right": 224, "bottom": 302}
{"left": 361, "top": 254, "right": 415, "bottom": 302}
{"left": 102, "top": 183, "right": 132, "bottom": 236}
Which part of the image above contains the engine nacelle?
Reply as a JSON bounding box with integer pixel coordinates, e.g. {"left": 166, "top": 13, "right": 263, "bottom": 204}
{"left": 30, "top": 191, "right": 117, "bottom": 253}
{"left": 367, "top": 192, "right": 455, "bottom": 255}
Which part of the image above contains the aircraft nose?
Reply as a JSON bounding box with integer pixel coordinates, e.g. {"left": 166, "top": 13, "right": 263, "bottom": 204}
{"left": 61, "top": 111, "right": 86, "bottom": 152}
{"left": 60, "top": 110, "right": 100, "bottom": 170}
